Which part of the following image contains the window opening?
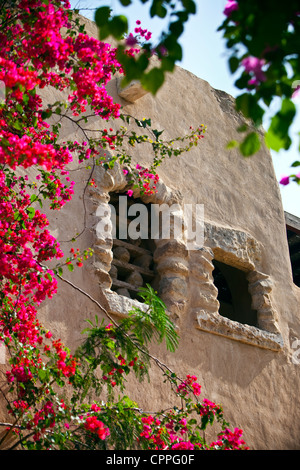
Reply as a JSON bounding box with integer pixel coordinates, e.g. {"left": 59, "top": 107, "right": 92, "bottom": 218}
{"left": 285, "top": 212, "right": 300, "bottom": 287}
{"left": 212, "top": 259, "right": 257, "bottom": 327}
{"left": 286, "top": 229, "right": 300, "bottom": 287}
{"left": 109, "top": 192, "right": 157, "bottom": 301}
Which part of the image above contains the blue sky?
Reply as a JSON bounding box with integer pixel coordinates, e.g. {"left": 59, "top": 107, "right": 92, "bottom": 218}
{"left": 70, "top": 0, "right": 300, "bottom": 217}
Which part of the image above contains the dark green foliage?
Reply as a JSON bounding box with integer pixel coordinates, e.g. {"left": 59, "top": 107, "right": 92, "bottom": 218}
{"left": 94, "top": 0, "right": 197, "bottom": 94}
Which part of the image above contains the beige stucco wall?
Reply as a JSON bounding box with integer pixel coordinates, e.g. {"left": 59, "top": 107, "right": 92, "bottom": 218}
{"left": 1, "top": 16, "right": 299, "bottom": 450}
{"left": 41, "top": 17, "right": 300, "bottom": 450}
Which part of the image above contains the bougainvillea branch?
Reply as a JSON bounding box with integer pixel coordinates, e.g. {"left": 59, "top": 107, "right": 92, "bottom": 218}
{"left": 0, "top": 0, "right": 248, "bottom": 450}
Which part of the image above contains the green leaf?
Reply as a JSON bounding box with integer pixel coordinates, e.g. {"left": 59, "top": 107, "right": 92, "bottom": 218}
{"left": 16, "top": 103, "right": 23, "bottom": 113}
{"left": 12, "top": 120, "right": 22, "bottom": 131}
{"left": 141, "top": 68, "right": 165, "bottom": 95}
{"left": 181, "top": 0, "right": 196, "bottom": 14}
{"left": 226, "top": 140, "right": 238, "bottom": 149}
{"left": 239, "top": 132, "right": 261, "bottom": 156}
{"left": 188, "top": 418, "right": 197, "bottom": 425}
{"left": 67, "top": 264, "right": 74, "bottom": 272}
{"left": 38, "top": 368, "right": 49, "bottom": 382}
{"left": 160, "top": 55, "right": 176, "bottom": 72}
{"left": 237, "top": 123, "right": 248, "bottom": 133}
{"left": 153, "top": 129, "right": 164, "bottom": 140}
{"left": 150, "top": 1, "right": 167, "bottom": 18}
{"left": 264, "top": 127, "right": 288, "bottom": 152}
{"left": 131, "top": 284, "right": 179, "bottom": 353}
{"left": 117, "top": 48, "right": 145, "bottom": 83}
{"left": 265, "top": 98, "right": 296, "bottom": 152}
{"left": 120, "top": 0, "right": 131, "bottom": 4}
{"left": 234, "top": 74, "right": 250, "bottom": 90}
{"left": 94, "top": 7, "right": 111, "bottom": 27}
{"left": 26, "top": 206, "right": 35, "bottom": 219}
{"left": 164, "top": 35, "right": 183, "bottom": 61}
{"left": 277, "top": 99, "right": 296, "bottom": 135}
{"left": 109, "top": 15, "right": 128, "bottom": 39}
{"left": 106, "top": 339, "right": 116, "bottom": 351}
{"left": 136, "top": 52, "right": 149, "bottom": 72}
{"left": 229, "top": 56, "right": 240, "bottom": 74}
{"left": 235, "top": 93, "right": 264, "bottom": 126}
{"left": 30, "top": 194, "right": 38, "bottom": 203}
{"left": 265, "top": 98, "right": 296, "bottom": 151}
{"left": 200, "top": 414, "right": 209, "bottom": 430}
{"left": 23, "top": 93, "right": 29, "bottom": 105}
{"left": 169, "top": 21, "right": 184, "bottom": 38}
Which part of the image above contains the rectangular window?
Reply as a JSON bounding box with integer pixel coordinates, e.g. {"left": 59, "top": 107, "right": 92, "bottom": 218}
{"left": 109, "top": 192, "right": 157, "bottom": 300}
{"left": 212, "top": 260, "right": 258, "bottom": 327}
{"left": 285, "top": 211, "right": 300, "bottom": 288}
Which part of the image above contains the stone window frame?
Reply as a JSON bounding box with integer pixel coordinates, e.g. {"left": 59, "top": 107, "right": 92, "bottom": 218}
{"left": 91, "top": 164, "right": 283, "bottom": 351}
{"left": 91, "top": 163, "right": 190, "bottom": 321}
{"left": 192, "top": 222, "right": 284, "bottom": 351}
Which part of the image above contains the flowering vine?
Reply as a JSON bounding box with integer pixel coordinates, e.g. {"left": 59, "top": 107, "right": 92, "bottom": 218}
{"left": 0, "top": 0, "right": 248, "bottom": 451}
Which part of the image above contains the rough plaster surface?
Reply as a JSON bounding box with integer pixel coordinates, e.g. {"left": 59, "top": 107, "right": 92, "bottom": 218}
{"left": 1, "top": 16, "right": 299, "bottom": 450}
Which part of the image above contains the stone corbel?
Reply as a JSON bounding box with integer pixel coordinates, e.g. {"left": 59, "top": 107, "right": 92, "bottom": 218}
{"left": 117, "top": 78, "right": 149, "bottom": 103}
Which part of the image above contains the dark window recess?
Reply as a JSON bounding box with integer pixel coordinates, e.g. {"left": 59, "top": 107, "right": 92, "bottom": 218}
{"left": 212, "top": 260, "right": 257, "bottom": 327}
{"left": 109, "top": 193, "right": 158, "bottom": 301}
{"left": 286, "top": 229, "right": 300, "bottom": 287}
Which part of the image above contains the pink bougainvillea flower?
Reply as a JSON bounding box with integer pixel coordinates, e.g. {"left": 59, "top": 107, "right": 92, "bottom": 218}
{"left": 242, "top": 56, "right": 265, "bottom": 76}
{"left": 125, "top": 33, "right": 137, "bottom": 47}
{"left": 241, "top": 56, "right": 266, "bottom": 86}
{"left": 223, "top": 0, "right": 239, "bottom": 17}
{"left": 127, "top": 189, "right": 133, "bottom": 197}
{"left": 172, "top": 441, "right": 194, "bottom": 450}
{"left": 280, "top": 176, "right": 290, "bottom": 186}
{"left": 292, "top": 84, "right": 300, "bottom": 99}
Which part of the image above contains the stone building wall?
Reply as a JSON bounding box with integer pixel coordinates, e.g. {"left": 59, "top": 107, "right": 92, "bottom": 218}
{"left": 2, "top": 16, "right": 300, "bottom": 450}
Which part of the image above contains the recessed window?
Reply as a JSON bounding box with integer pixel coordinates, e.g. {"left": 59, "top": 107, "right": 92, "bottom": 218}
{"left": 285, "top": 212, "right": 300, "bottom": 287}
{"left": 286, "top": 229, "right": 300, "bottom": 287}
{"left": 108, "top": 192, "right": 157, "bottom": 300}
{"left": 212, "top": 260, "right": 257, "bottom": 327}
{"left": 285, "top": 212, "right": 300, "bottom": 288}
